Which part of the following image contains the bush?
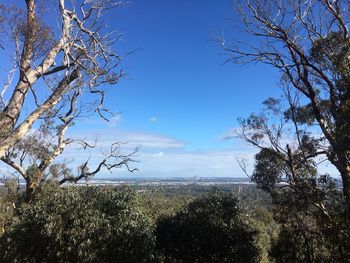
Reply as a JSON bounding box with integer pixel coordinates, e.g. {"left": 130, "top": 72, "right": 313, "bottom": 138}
{"left": 0, "top": 194, "right": 18, "bottom": 238}
{"left": 247, "top": 208, "right": 279, "bottom": 263}
{"left": 155, "top": 191, "right": 261, "bottom": 263}
{"left": 270, "top": 213, "right": 350, "bottom": 263}
{"left": 0, "top": 185, "right": 155, "bottom": 262}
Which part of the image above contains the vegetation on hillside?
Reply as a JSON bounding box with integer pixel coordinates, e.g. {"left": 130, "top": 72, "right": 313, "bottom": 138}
{"left": 0, "top": 0, "right": 349, "bottom": 262}
{"left": 0, "top": 185, "right": 155, "bottom": 263}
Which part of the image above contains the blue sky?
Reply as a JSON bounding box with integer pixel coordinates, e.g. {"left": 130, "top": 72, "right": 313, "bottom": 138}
{"left": 70, "top": 0, "right": 281, "bottom": 177}
{"left": 1, "top": 0, "right": 337, "bottom": 178}
{"left": 108, "top": 0, "right": 280, "bottom": 145}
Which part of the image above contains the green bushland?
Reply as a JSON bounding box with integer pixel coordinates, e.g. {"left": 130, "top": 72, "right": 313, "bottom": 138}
{"left": 155, "top": 190, "right": 262, "bottom": 263}
{"left": 138, "top": 188, "right": 194, "bottom": 224}
{"left": 3, "top": 182, "right": 346, "bottom": 262}
{"left": 0, "top": 184, "right": 155, "bottom": 263}
{"left": 0, "top": 184, "right": 279, "bottom": 263}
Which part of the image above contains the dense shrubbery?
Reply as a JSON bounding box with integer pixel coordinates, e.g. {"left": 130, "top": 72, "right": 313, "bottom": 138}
{"left": 0, "top": 193, "right": 17, "bottom": 236}
{"left": 269, "top": 190, "right": 350, "bottom": 263}
{"left": 1, "top": 183, "right": 346, "bottom": 262}
{"left": 139, "top": 189, "right": 193, "bottom": 224}
{"left": 0, "top": 187, "right": 265, "bottom": 262}
{"left": 0, "top": 185, "right": 155, "bottom": 263}
{"left": 155, "top": 191, "right": 261, "bottom": 263}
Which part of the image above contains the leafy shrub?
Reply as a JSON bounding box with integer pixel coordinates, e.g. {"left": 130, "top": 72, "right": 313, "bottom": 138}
{"left": 270, "top": 210, "right": 350, "bottom": 263}
{"left": 0, "top": 185, "right": 155, "bottom": 262}
{"left": 139, "top": 189, "right": 193, "bottom": 223}
{"left": 246, "top": 208, "right": 279, "bottom": 263}
{"left": 155, "top": 191, "right": 261, "bottom": 263}
{"left": 0, "top": 193, "right": 18, "bottom": 238}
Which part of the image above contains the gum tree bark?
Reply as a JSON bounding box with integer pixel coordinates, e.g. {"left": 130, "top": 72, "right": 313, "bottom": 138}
{"left": 0, "top": 0, "right": 122, "bottom": 157}
{"left": 0, "top": 0, "right": 133, "bottom": 199}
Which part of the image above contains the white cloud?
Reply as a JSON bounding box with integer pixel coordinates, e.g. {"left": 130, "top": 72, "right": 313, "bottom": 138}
{"left": 220, "top": 128, "right": 237, "bottom": 141}
{"left": 152, "top": 151, "right": 164, "bottom": 157}
{"left": 66, "top": 129, "right": 186, "bottom": 150}
{"left": 1, "top": 104, "right": 340, "bottom": 182}
{"left": 60, "top": 128, "right": 254, "bottom": 178}
{"left": 106, "top": 115, "right": 122, "bottom": 127}
{"left": 121, "top": 131, "right": 185, "bottom": 149}
{"left": 132, "top": 148, "right": 247, "bottom": 178}
{"left": 4, "top": 125, "right": 337, "bottom": 180}
{"left": 149, "top": 116, "right": 158, "bottom": 123}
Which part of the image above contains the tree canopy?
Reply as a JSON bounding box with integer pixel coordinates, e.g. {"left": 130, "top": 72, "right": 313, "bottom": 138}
{"left": 222, "top": 0, "right": 350, "bottom": 260}
{"left": 0, "top": 185, "right": 155, "bottom": 262}
{"left": 155, "top": 191, "right": 261, "bottom": 263}
{"left": 223, "top": 0, "right": 350, "bottom": 219}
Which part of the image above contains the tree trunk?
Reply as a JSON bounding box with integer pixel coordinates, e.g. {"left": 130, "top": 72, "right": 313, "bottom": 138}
{"left": 0, "top": 75, "right": 37, "bottom": 130}
{"left": 0, "top": 0, "right": 38, "bottom": 132}
{"left": 25, "top": 175, "right": 42, "bottom": 201}
{"left": 341, "top": 165, "right": 350, "bottom": 222}
{"left": 333, "top": 149, "right": 350, "bottom": 222}
{"left": 25, "top": 179, "right": 37, "bottom": 201}
{"left": 0, "top": 69, "right": 79, "bottom": 159}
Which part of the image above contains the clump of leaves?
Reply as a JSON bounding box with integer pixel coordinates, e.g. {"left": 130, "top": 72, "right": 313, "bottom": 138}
{"left": 155, "top": 191, "right": 261, "bottom": 263}
{"left": 0, "top": 185, "right": 155, "bottom": 263}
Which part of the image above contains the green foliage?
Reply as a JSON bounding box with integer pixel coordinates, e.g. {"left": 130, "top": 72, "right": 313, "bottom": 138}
{"left": 155, "top": 191, "right": 261, "bottom": 263}
{"left": 246, "top": 208, "right": 279, "bottom": 263}
{"left": 0, "top": 193, "right": 18, "bottom": 238}
{"left": 0, "top": 177, "right": 20, "bottom": 237}
{"left": 271, "top": 221, "right": 329, "bottom": 263}
{"left": 310, "top": 32, "right": 350, "bottom": 76}
{"left": 250, "top": 144, "right": 350, "bottom": 262}
{"left": 283, "top": 103, "right": 316, "bottom": 125}
{"left": 309, "top": 31, "right": 350, "bottom": 149}
{"left": 268, "top": 180, "right": 350, "bottom": 263}
{"left": 252, "top": 149, "right": 286, "bottom": 192}
{"left": 139, "top": 189, "right": 193, "bottom": 224}
{"left": 270, "top": 198, "right": 350, "bottom": 263}
{"left": 0, "top": 185, "right": 155, "bottom": 263}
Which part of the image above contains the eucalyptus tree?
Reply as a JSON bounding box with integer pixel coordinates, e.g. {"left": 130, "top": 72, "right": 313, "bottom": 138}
{"left": 0, "top": 0, "right": 136, "bottom": 199}
{"left": 223, "top": 0, "right": 350, "bottom": 219}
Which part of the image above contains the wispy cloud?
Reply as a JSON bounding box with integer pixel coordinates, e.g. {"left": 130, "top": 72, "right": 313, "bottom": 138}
{"left": 66, "top": 129, "right": 186, "bottom": 150}
{"left": 130, "top": 148, "right": 255, "bottom": 178}
{"left": 120, "top": 131, "right": 185, "bottom": 149}
{"left": 152, "top": 151, "right": 164, "bottom": 157}
{"left": 106, "top": 115, "right": 122, "bottom": 127}
{"left": 220, "top": 128, "right": 237, "bottom": 141}
{"left": 60, "top": 128, "right": 255, "bottom": 178}
{"left": 149, "top": 116, "right": 158, "bottom": 123}
{"left": 2, "top": 126, "right": 338, "bottom": 180}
